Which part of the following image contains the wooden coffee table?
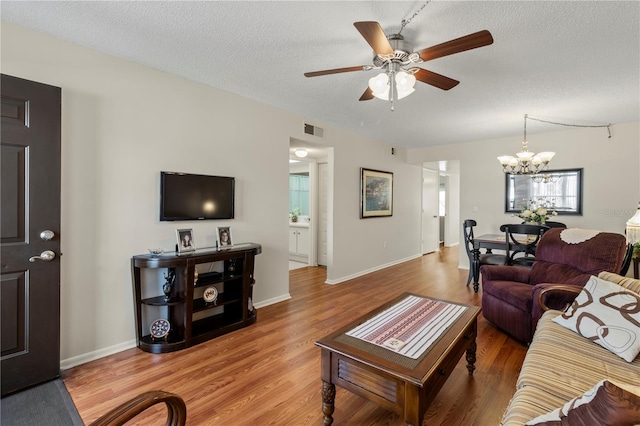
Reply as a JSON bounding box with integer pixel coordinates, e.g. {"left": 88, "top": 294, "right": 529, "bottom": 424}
{"left": 315, "top": 293, "right": 481, "bottom": 426}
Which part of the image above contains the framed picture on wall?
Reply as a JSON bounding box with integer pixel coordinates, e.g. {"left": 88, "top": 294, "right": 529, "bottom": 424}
{"left": 176, "top": 228, "right": 195, "bottom": 253}
{"left": 216, "top": 226, "right": 233, "bottom": 247}
{"left": 360, "top": 168, "right": 393, "bottom": 218}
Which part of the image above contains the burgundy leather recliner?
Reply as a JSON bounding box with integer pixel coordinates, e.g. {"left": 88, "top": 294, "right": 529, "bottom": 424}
{"left": 480, "top": 228, "right": 627, "bottom": 343}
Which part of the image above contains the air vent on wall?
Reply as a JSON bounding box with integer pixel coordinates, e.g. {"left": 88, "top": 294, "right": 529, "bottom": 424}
{"left": 304, "top": 123, "right": 324, "bottom": 137}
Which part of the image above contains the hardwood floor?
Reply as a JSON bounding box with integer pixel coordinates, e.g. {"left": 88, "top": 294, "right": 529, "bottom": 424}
{"left": 63, "top": 247, "right": 527, "bottom": 425}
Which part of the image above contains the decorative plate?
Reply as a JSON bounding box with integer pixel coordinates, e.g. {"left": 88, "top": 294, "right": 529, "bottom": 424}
{"left": 150, "top": 318, "right": 170, "bottom": 339}
{"left": 203, "top": 286, "right": 218, "bottom": 303}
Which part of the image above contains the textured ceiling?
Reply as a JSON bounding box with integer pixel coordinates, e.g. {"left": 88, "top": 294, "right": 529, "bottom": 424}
{"left": 2, "top": 1, "right": 639, "bottom": 149}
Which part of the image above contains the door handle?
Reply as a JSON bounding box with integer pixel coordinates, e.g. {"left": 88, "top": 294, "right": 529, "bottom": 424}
{"left": 29, "top": 250, "right": 56, "bottom": 262}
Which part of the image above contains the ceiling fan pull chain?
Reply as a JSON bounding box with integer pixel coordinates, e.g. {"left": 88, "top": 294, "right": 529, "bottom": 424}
{"left": 390, "top": 71, "right": 396, "bottom": 111}
{"left": 398, "top": 1, "right": 431, "bottom": 35}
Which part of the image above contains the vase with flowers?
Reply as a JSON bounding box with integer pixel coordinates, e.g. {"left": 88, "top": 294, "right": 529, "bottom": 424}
{"left": 516, "top": 198, "right": 557, "bottom": 225}
{"left": 290, "top": 207, "right": 301, "bottom": 223}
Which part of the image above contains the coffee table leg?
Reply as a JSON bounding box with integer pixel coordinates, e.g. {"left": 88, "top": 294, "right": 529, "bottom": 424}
{"left": 322, "top": 380, "right": 336, "bottom": 425}
{"left": 466, "top": 339, "right": 477, "bottom": 375}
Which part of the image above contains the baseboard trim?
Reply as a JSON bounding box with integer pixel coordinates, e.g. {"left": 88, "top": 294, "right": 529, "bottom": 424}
{"left": 325, "top": 254, "right": 422, "bottom": 285}
{"left": 253, "top": 293, "right": 291, "bottom": 309}
{"left": 59, "top": 294, "right": 292, "bottom": 370}
{"left": 60, "top": 339, "right": 137, "bottom": 370}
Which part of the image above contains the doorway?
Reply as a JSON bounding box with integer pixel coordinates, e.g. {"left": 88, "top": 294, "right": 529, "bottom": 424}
{"left": 422, "top": 161, "right": 461, "bottom": 253}
{"left": 289, "top": 160, "right": 311, "bottom": 269}
{"left": 422, "top": 166, "right": 439, "bottom": 254}
{"left": 288, "top": 141, "right": 331, "bottom": 271}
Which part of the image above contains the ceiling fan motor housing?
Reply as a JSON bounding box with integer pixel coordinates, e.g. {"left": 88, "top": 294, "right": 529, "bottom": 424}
{"left": 373, "top": 34, "right": 413, "bottom": 66}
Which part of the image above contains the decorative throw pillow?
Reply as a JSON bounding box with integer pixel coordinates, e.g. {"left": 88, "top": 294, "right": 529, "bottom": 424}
{"left": 552, "top": 275, "right": 640, "bottom": 362}
{"left": 525, "top": 379, "right": 640, "bottom": 425}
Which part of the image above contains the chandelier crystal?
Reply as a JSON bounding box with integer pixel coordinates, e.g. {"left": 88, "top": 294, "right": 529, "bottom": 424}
{"left": 497, "top": 114, "right": 555, "bottom": 174}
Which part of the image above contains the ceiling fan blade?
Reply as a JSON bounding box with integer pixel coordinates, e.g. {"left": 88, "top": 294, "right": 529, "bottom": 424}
{"left": 304, "top": 66, "right": 367, "bottom": 78}
{"left": 359, "top": 87, "right": 374, "bottom": 101}
{"left": 417, "top": 30, "right": 494, "bottom": 62}
{"left": 354, "top": 21, "right": 394, "bottom": 55}
{"left": 414, "top": 69, "right": 460, "bottom": 90}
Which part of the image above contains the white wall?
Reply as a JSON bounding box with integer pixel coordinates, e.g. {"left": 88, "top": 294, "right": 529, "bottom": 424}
{"left": 328, "top": 143, "right": 423, "bottom": 282}
{"left": 445, "top": 171, "right": 461, "bottom": 247}
{"left": 1, "top": 22, "right": 423, "bottom": 367}
{"left": 408, "top": 121, "right": 640, "bottom": 270}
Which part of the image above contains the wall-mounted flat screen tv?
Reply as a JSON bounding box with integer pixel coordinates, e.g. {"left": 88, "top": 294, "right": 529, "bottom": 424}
{"left": 160, "top": 172, "right": 235, "bottom": 221}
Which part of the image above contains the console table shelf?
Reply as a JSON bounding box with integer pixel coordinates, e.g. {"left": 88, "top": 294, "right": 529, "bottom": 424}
{"left": 141, "top": 295, "right": 185, "bottom": 306}
{"left": 132, "top": 243, "right": 261, "bottom": 353}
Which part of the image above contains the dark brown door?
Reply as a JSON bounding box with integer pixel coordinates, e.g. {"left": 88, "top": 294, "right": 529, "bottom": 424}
{"left": 1, "top": 74, "right": 61, "bottom": 396}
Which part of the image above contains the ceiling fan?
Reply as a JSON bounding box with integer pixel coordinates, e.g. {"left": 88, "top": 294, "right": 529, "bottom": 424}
{"left": 304, "top": 22, "right": 493, "bottom": 105}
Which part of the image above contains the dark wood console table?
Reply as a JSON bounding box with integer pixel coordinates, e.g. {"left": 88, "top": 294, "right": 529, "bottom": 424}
{"left": 132, "top": 243, "right": 261, "bottom": 353}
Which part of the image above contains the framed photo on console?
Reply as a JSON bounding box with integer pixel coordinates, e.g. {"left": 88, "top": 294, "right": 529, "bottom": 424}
{"left": 360, "top": 168, "right": 393, "bottom": 218}
{"left": 176, "top": 228, "right": 195, "bottom": 253}
{"left": 216, "top": 226, "right": 233, "bottom": 247}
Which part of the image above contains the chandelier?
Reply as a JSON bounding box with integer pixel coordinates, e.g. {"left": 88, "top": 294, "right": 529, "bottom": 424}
{"left": 497, "top": 114, "right": 555, "bottom": 175}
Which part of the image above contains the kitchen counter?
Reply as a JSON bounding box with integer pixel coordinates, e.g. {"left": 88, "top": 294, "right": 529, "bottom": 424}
{"left": 289, "top": 222, "right": 309, "bottom": 228}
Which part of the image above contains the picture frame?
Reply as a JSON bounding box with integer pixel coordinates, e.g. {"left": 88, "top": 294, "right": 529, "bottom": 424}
{"left": 504, "top": 168, "right": 583, "bottom": 215}
{"left": 216, "top": 226, "right": 233, "bottom": 248}
{"left": 176, "top": 228, "right": 195, "bottom": 253}
{"left": 360, "top": 168, "right": 393, "bottom": 218}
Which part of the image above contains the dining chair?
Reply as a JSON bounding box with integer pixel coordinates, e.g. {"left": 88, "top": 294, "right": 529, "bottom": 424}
{"left": 544, "top": 221, "right": 567, "bottom": 228}
{"left": 463, "top": 219, "right": 508, "bottom": 286}
{"left": 499, "top": 223, "right": 550, "bottom": 268}
{"left": 620, "top": 243, "right": 633, "bottom": 275}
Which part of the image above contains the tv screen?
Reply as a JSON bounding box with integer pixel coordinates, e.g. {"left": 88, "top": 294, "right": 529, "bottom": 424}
{"left": 160, "top": 172, "right": 235, "bottom": 221}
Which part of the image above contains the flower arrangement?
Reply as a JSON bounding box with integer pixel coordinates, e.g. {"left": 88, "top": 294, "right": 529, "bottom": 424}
{"left": 516, "top": 198, "right": 557, "bottom": 225}
{"left": 290, "top": 207, "right": 301, "bottom": 222}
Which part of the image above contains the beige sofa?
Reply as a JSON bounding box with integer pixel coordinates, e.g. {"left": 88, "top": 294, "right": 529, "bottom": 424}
{"left": 500, "top": 271, "right": 640, "bottom": 425}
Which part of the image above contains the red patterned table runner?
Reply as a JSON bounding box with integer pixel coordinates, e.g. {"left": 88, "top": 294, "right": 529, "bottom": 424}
{"left": 345, "top": 295, "right": 467, "bottom": 359}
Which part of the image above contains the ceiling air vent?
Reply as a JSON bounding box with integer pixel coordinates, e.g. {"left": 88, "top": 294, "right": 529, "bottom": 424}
{"left": 304, "top": 123, "right": 324, "bottom": 138}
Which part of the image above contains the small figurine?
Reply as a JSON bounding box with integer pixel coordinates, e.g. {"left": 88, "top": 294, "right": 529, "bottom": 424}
{"left": 163, "top": 270, "right": 176, "bottom": 302}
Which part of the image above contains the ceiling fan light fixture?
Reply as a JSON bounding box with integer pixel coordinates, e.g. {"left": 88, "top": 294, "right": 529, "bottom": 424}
{"left": 372, "top": 89, "right": 390, "bottom": 100}
{"left": 395, "top": 71, "right": 416, "bottom": 90}
{"left": 395, "top": 71, "right": 416, "bottom": 99}
{"left": 294, "top": 149, "right": 308, "bottom": 158}
{"left": 368, "top": 73, "right": 390, "bottom": 99}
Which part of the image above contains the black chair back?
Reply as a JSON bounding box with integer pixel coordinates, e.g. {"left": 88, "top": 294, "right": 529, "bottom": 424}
{"left": 499, "top": 224, "right": 549, "bottom": 267}
{"left": 462, "top": 219, "right": 477, "bottom": 259}
{"left": 544, "top": 221, "right": 567, "bottom": 228}
{"left": 620, "top": 243, "right": 633, "bottom": 275}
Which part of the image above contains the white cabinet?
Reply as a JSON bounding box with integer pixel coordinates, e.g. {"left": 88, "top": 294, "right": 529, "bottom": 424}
{"left": 297, "top": 227, "right": 309, "bottom": 256}
{"left": 289, "top": 226, "right": 309, "bottom": 257}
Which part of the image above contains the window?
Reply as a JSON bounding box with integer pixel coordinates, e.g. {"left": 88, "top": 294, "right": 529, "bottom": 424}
{"left": 289, "top": 174, "right": 309, "bottom": 215}
{"left": 505, "top": 168, "right": 583, "bottom": 215}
